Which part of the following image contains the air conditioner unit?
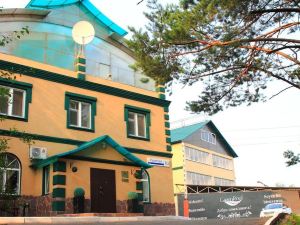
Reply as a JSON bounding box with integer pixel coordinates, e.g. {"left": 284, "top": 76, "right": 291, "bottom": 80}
{"left": 29, "top": 147, "right": 47, "bottom": 159}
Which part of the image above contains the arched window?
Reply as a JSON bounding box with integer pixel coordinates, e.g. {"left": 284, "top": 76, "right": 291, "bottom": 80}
{"left": 141, "top": 169, "right": 150, "bottom": 203}
{"left": 0, "top": 153, "right": 21, "bottom": 195}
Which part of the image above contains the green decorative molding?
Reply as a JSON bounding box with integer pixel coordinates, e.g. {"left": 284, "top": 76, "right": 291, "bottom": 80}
{"left": 134, "top": 170, "right": 142, "bottom": 179}
{"left": 63, "top": 155, "right": 142, "bottom": 167}
{"left": 76, "top": 65, "right": 86, "bottom": 73}
{"left": 165, "top": 122, "right": 170, "bottom": 128}
{"left": 137, "top": 193, "right": 143, "bottom": 201}
{"left": 52, "top": 188, "right": 66, "bottom": 198}
{"left": 0, "top": 129, "right": 84, "bottom": 146}
{"left": 166, "top": 137, "right": 171, "bottom": 144}
{"left": 172, "top": 166, "right": 183, "bottom": 170}
{"left": 126, "top": 148, "right": 172, "bottom": 158}
{"left": 0, "top": 60, "right": 170, "bottom": 107}
{"left": 53, "top": 175, "right": 66, "bottom": 185}
{"left": 164, "top": 107, "right": 169, "bottom": 112}
{"left": 136, "top": 181, "right": 143, "bottom": 191}
{"left": 164, "top": 114, "right": 169, "bottom": 120}
{"left": 53, "top": 161, "right": 66, "bottom": 172}
{"left": 77, "top": 73, "right": 86, "bottom": 80}
{"left": 76, "top": 57, "right": 86, "bottom": 65}
{"left": 165, "top": 130, "right": 170, "bottom": 136}
{"left": 159, "top": 94, "right": 165, "bottom": 100}
{"left": 155, "top": 87, "right": 165, "bottom": 93}
{"left": 52, "top": 201, "right": 65, "bottom": 211}
{"left": 166, "top": 145, "right": 172, "bottom": 152}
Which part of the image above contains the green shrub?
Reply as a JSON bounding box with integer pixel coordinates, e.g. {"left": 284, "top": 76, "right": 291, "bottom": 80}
{"left": 74, "top": 187, "right": 85, "bottom": 197}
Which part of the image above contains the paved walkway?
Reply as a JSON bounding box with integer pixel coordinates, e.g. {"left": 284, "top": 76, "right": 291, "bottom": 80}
{"left": 0, "top": 216, "right": 270, "bottom": 225}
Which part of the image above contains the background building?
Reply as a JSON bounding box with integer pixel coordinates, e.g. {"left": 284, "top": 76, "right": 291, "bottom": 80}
{"left": 0, "top": 0, "right": 174, "bottom": 216}
{"left": 171, "top": 120, "right": 238, "bottom": 194}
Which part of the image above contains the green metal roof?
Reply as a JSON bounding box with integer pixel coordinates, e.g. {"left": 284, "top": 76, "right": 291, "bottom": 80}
{"left": 171, "top": 121, "right": 208, "bottom": 143}
{"left": 31, "top": 135, "right": 152, "bottom": 168}
{"left": 26, "top": 0, "right": 128, "bottom": 37}
{"left": 171, "top": 120, "right": 238, "bottom": 158}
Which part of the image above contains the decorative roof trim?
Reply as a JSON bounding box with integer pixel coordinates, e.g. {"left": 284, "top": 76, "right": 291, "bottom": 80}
{"left": 25, "top": 0, "right": 128, "bottom": 37}
{"left": 30, "top": 135, "right": 152, "bottom": 169}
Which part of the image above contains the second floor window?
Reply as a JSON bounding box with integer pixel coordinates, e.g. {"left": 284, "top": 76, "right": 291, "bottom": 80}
{"left": 69, "top": 100, "right": 91, "bottom": 129}
{"left": 65, "top": 92, "right": 97, "bottom": 132}
{"left": 128, "top": 111, "right": 146, "bottom": 138}
{"left": 0, "top": 86, "right": 25, "bottom": 118}
{"left": 124, "top": 105, "right": 151, "bottom": 141}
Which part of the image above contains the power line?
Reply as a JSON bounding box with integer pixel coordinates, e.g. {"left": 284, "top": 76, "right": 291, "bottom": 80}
{"left": 233, "top": 140, "right": 300, "bottom": 147}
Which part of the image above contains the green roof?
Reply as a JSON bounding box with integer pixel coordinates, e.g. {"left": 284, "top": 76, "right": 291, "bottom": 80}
{"left": 26, "top": 0, "right": 128, "bottom": 37}
{"left": 31, "top": 135, "right": 152, "bottom": 168}
{"left": 171, "top": 120, "right": 238, "bottom": 158}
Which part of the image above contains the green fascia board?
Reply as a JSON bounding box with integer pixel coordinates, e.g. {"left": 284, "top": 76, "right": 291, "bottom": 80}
{"left": 0, "top": 129, "right": 84, "bottom": 146}
{"left": 31, "top": 135, "right": 152, "bottom": 169}
{"left": 26, "top": 0, "right": 128, "bottom": 37}
{"left": 170, "top": 120, "right": 238, "bottom": 158}
{"left": 0, "top": 60, "right": 170, "bottom": 108}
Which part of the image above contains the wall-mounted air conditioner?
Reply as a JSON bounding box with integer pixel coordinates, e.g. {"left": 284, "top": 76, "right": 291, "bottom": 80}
{"left": 29, "top": 146, "right": 47, "bottom": 159}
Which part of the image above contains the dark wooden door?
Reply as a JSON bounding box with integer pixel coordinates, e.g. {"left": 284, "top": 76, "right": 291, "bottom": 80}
{"left": 90, "top": 168, "right": 116, "bottom": 213}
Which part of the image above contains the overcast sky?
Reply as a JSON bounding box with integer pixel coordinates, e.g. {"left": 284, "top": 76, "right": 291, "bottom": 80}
{"left": 1, "top": 0, "right": 300, "bottom": 187}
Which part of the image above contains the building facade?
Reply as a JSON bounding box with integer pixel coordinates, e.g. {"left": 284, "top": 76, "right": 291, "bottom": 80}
{"left": 171, "top": 121, "right": 238, "bottom": 194}
{"left": 0, "top": 0, "right": 174, "bottom": 216}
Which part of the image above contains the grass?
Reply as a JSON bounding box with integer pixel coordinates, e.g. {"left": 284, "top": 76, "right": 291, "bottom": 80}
{"left": 278, "top": 214, "right": 300, "bottom": 225}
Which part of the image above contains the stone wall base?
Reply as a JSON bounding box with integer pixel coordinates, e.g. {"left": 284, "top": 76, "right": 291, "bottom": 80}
{"left": 144, "top": 202, "right": 176, "bottom": 216}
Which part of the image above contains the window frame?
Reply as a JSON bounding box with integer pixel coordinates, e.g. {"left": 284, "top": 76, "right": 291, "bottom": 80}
{"left": 141, "top": 169, "right": 151, "bottom": 203}
{"left": 0, "top": 79, "right": 32, "bottom": 122}
{"left": 200, "top": 130, "right": 216, "bottom": 145}
{"left": 0, "top": 153, "right": 21, "bottom": 195}
{"left": 65, "top": 92, "right": 97, "bottom": 132}
{"left": 124, "top": 105, "right": 151, "bottom": 141}
{"left": 42, "top": 165, "right": 50, "bottom": 195}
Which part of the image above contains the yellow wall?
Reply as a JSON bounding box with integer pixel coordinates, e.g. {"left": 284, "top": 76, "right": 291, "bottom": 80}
{"left": 0, "top": 53, "right": 174, "bottom": 205}
{"left": 171, "top": 142, "right": 236, "bottom": 192}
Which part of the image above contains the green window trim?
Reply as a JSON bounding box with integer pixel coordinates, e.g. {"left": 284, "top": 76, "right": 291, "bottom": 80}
{"left": 0, "top": 78, "right": 32, "bottom": 122}
{"left": 65, "top": 92, "right": 97, "bottom": 132}
{"left": 124, "top": 105, "right": 151, "bottom": 141}
{"left": 42, "top": 165, "right": 50, "bottom": 196}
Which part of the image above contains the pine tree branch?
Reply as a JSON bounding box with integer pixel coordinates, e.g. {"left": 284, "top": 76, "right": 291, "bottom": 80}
{"left": 250, "top": 8, "right": 300, "bottom": 14}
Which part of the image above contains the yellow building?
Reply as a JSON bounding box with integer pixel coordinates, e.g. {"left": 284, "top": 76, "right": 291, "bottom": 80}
{"left": 0, "top": 0, "right": 174, "bottom": 216}
{"left": 171, "top": 120, "right": 238, "bottom": 194}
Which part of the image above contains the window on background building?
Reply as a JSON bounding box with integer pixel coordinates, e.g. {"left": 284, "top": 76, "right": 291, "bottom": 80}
{"left": 141, "top": 170, "right": 150, "bottom": 203}
{"left": 42, "top": 166, "right": 50, "bottom": 195}
{"left": 0, "top": 153, "right": 21, "bottom": 195}
{"left": 185, "top": 146, "right": 210, "bottom": 164}
{"left": 214, "top": 177, "right": 235, "bottom": 186}
{"left": 186, "top": 171, "right": 212, "bottom": 185}
{"left": 125, "top": 105, "right": 151, "bottom": 140}
{"left": 212, "top": 155, "right": 233, "bottom": 170}
{"left": 0, "top": 86, "right": 25, "bottom": 118}
{"left": 65, "top": 92, "right": 97, "bottom": 132}
{"left": 200, "top": 130, "right": 216, "bottom": 144}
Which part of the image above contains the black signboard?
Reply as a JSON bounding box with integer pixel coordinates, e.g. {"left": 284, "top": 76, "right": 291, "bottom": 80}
{"left": 177, "top": 191, "right": 283, "bottom": 220}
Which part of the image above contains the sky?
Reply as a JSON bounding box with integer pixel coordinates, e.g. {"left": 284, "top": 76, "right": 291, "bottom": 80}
{"left": 1, "top": 0, "right": 300, "bottom": 187}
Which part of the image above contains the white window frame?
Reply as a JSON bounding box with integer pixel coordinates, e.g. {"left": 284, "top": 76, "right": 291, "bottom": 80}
{"left": 43, "top": 166, "right": 50, "bottom": 195}
{"left": 128, "top": 111, "right": 146, "bottom": 138}
{"left": 141, "top": 170, "right": 150, "bottom": 203}
{"left": 0, "top": 154, "right": 21, "bottom": 195}
{"left": 212, "top": 155, "right": 233, "bottom": 170}
{"left": 69, "top": 100, "right": 91, "bottom": 129}
{"left": 0, "top": 85, "right": 26, "bottom": 118}
{"left": 200, "top": 130, "right": 216, "bottom": 145}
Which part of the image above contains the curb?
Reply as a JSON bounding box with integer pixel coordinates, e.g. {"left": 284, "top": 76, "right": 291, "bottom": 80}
{"left": 264, "top": 213, "right": 287, "bottom": 225}
{"left": 0, "top": 216, "right": 187, "bottom": 224}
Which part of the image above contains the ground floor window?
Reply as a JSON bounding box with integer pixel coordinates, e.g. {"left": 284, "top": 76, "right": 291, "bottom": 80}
{"left": 141, "top": 169, "right": 150, "bottom": 203}
{"left": 0, "top": 153, "right": 21, "bottom": 195}
{"left": 42, "top": 166, "right": 50, "bottom": 195}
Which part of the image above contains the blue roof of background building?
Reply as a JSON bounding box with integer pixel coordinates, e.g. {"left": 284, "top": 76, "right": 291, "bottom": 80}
{"left": 171, "top": 120, "right": 238, "bottom": 158}
{"left": 26, "top": 0, "right": 128, "bottom": 37}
